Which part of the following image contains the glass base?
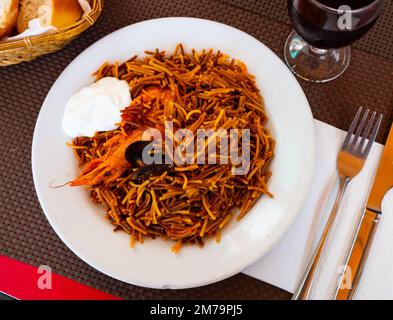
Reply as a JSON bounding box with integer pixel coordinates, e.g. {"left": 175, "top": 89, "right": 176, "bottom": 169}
{"left": 284, "top": 31, "right": 351, "bottom": 83}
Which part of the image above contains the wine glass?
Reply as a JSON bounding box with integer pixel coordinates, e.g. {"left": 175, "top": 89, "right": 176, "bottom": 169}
{"left": 284, "top": 0, "right": 385, "bottom": 83}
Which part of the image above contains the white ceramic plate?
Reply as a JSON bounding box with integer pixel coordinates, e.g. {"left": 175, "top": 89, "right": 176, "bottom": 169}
{"left": 32, "top": 17, "right": 315, "bottom": 289}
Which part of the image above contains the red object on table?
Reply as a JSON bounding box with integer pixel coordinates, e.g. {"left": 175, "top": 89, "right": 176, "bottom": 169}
{"left": 0, "top": 255, "right": 122, "bottom": 300}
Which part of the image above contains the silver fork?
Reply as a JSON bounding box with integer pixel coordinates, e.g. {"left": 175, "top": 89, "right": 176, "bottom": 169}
{"left": 292, "top": 107, "right": 383, "bottom": 300}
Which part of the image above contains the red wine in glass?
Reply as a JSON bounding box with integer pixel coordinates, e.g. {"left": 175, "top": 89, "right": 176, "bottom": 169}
{"left": 288, "top": 0, "right": 383, "bottom": 49}
{"left": 284, "top": 0, "right": 385, "bottom": 82}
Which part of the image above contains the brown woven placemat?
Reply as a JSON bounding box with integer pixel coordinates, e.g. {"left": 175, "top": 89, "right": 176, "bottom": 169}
{"left": 1, "top": 0, "right": 392, "bottom": 300}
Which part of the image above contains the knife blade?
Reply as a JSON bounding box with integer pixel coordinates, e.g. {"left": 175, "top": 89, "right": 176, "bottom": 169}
{"left": 335, "top": 122, "right": 393, "bottom": 300}
{"left": 366, "top": 125, "right": 393, "bottom": 213}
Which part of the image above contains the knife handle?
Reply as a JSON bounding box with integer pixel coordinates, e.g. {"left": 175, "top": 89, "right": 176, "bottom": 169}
{"left": 335, "top": 208, "right": 380, "bottom": 300}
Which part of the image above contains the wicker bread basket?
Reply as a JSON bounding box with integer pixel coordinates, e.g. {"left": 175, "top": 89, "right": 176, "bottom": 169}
{"left": 0, "top": 0, "right": 103, "bottom": 66}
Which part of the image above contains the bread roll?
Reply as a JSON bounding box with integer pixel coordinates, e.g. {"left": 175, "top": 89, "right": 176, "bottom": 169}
{"left": 17, "top": 0, "right": 83, "bottom": 33}
{"left": 0, "top": 0, "right": 18, "bottom": 39}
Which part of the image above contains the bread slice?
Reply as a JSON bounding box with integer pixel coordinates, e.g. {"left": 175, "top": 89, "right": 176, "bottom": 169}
{"left": 0, "top": 0, "right": 18, "bottom": 39}
{"left": 17, "top": 0, "right": 83, "bottom": 33}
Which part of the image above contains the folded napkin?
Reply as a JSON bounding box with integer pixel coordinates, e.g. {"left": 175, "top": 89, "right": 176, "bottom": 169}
{"left": 243, "top": 120, "right": 393, "bottom": 299}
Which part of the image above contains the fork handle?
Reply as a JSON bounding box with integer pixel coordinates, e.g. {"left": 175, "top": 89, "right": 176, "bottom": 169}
{"left": 292, "top": 176, "right": 349, "bottom": 300}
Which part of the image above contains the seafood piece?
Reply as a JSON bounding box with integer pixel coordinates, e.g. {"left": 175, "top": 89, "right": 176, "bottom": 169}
{"left": 70, "top": 86, "right": 171, "bottom": 187}
{"left": 121, "top": 86, "right": 172, "bottom": 125}
{"left": 133, "top": 86, "right": 171, "bottom": 104}
{"left": 70, "top": 129, "right": 146, "bottom": 186}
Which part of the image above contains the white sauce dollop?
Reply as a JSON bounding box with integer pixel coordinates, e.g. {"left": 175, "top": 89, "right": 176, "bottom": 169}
{"left": 62, "top": 77, "right": 132, "bottom": 138}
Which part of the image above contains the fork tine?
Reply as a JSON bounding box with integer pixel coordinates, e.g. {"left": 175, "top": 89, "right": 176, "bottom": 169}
{"left": 349, "top": 109, "right": 369, "bottom": 153}
{"left": 363, "top": 114, "right": 383, "bottom": 157}
{"left": 342, "top": 107, "right": 362, "bottom": 150}
{"left": 357, "top": 111, "right": 376, "bottom": 154}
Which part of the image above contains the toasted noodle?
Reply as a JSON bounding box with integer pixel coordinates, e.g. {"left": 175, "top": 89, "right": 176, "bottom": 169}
{"left": 72, "top": 44, "right": 275, "bottom": 253}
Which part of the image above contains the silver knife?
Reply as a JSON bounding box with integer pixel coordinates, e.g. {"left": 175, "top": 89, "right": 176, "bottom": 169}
{"left": 335, "top": 122, "right": 393, "bottom": 300}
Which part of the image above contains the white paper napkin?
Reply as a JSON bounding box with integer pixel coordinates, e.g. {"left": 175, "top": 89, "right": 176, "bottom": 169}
{"left": 243, "top": 119, "right": 393, "bottom": 299}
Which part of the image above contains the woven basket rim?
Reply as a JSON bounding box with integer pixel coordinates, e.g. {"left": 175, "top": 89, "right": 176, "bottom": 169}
{"left": 0, "top": 0, "right": 103, "bottom": 50}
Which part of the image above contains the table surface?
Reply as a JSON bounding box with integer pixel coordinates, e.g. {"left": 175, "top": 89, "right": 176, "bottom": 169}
{"left": 1, "top": 0, "right": 392, "bottom": 300}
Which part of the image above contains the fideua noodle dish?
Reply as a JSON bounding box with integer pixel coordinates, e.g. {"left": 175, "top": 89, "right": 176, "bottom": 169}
{"left": 62, "top": 44, "right": 275, "bottom": 253}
